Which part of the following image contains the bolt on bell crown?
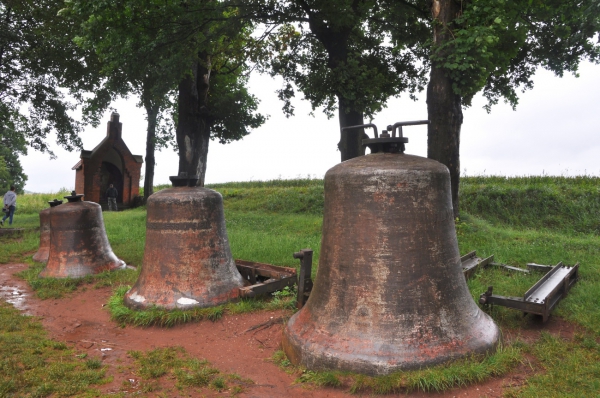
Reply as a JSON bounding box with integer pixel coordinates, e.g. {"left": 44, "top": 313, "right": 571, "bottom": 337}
{"left": 283, "top": 121, "right": 500, "bottom": 375}
{"left": 39, "top": 192, "right": 125, "bottom": 278}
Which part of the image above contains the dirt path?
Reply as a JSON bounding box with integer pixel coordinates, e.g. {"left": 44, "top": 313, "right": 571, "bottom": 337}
{"left": 0, "top": 263, "right": 575, "bottom": 397}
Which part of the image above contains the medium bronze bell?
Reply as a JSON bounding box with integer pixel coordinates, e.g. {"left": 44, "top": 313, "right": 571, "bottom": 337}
{"left": 32, "top": 199, "right": 63, "bottom": 263}
{"left": 39, "top": 192, "right": 125, "bottom": 278}
{"left": 124, "top": 176, "right": 244, "bottom": 310}
{"left": 283, "top": 122, "right": 500, "bottom": 375}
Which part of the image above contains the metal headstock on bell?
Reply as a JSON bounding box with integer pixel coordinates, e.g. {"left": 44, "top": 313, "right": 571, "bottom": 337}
{"left": 169, "top": 172, "right": 200, "bottom": 187}
{"left": 64, "top": 191, "right": 84, "bottom": 202}
{"left": 48, "top": 199, "right": 63, "bottom": 207}
{"left": 341, "top": 120, "right": 429, "bottom": 154}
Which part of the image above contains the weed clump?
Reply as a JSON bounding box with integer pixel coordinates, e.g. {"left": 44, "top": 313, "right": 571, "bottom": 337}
{"left": 107, "top": 285, "right": 295, "bottom": 327}
{"left": 128, "top": 347, "right": 251, "bottom": 393}
{"left": 0, "top": 302, "right": 108, "bottom": 396}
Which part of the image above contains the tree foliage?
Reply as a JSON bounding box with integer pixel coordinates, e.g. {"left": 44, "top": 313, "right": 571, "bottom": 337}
{"left": 251, "top": 0, "right": 429, "bottom": 160}
{"left": 0, "top": 124, "right": 27, "bottom": 193}
{"left": 424, "top": 0, "right": 600, "bottom": 217}
{"left": 257, "top": 1, "right": 428, "bottom": 117}
{"left": 0, "top": 0, "right": 104, "bottom": 157}
{"left": 430, "top": 0, "right": 600, "bottom": 110}
{"left": 66, "top": 0, "right": 265, "bottom": 187}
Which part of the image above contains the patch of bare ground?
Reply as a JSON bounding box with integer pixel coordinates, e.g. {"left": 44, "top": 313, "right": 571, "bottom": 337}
{"left": 0, "top": 262, "right": 577, "bottom": 397}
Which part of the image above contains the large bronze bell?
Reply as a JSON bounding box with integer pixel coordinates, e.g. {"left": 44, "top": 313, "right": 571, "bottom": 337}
{"left": 39, "top": 192, "right": 125, "bottom": 278}
{"left": 32, "top": 199, "right": 63, "bottom": 263}
{"left": 283, "top": 122, "right": 500, "bottom": 375}
{"left": 124, "top": 175, "right": 244, "bottom": 310}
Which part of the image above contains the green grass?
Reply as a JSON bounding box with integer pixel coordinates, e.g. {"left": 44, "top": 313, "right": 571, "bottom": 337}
{"left": 272, "top": 344, "right": 523, "bottom": 394}
{"left": 10, "top": 189, "right": 71, "bottom": 215}
{"left": 3, "top": 176, "right": 600, "bottom": 396}
{"left": 457, "top": 215, "right": 600, "bottom": 332}
{"left": 0, "top": 301, "right": 108, "bottom": 396}
{"left": 461, "top": 175, "right": 600, "bottom": 235}
{"left": 16, "top": 263, "right": 139, "bottom": 299}
{"left": 107, "top": 285, "right": 295, "bottom": 327}
{"left": 508, "top": 332, "right": 600, "bottom": 397}
{"left": 127, "top": 346, "right": 252, "bottom": 394}
{"left": 102, "top": 208, "right": 147, "bottom": 266}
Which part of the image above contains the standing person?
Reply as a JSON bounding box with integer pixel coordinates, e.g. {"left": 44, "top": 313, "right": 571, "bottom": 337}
{"left": 1, "top": 186, "right": 17, "bottom": 226}
{"left": 105, "top": 183, "right": 118, "bottom": 211}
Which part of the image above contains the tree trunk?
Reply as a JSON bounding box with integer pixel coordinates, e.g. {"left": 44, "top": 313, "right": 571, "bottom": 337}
{"left": 337, "top": 96, "right": 366, "bottom": 162}
{"left": 176, "top": 55, "right": 211, "bottom": 186}
{"left": 427, "top": 0, "right": 463, "bottom": 219}
{"left": 143, "top": 103, "right": 160, "bottom": 203}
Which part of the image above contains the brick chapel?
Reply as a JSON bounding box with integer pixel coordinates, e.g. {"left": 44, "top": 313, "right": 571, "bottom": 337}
{"left": 72, "top": 112, "right": 143, "bottom": 207}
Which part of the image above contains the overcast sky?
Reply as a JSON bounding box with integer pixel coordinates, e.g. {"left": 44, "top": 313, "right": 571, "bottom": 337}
{"left": 20, "top": 61, "right": 600, "bottom": 193}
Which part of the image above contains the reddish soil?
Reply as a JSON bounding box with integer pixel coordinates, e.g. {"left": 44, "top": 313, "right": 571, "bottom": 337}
{"left": 0, "top": 262, "right": 576, "bottom": 398}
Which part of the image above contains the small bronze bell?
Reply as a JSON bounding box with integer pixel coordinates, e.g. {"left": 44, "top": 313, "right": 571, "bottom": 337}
{"left": 39, "top": 192, "right": 125, "bottom": 278}
{"left": 283, "top": 122, "right": 500, "bottom": 375}
{"left": 32, "top": 199, "right": 63, "bottom": 263}
{"left": 124, "top": 175, "right": 244, "bottom": 310}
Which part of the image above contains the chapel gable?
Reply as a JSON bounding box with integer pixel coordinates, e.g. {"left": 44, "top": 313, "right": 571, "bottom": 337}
{"left": 72, "top": 113, "right": 143, "bottom": 207}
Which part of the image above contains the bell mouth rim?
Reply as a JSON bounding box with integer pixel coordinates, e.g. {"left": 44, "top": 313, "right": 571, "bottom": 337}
{"left": 282, "top": 310, "right": 501, "bottom": 375}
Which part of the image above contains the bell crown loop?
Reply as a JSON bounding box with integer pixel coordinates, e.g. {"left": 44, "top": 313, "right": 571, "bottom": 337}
{"left": 341, "top": 120, "right": 430, "bottom": 154}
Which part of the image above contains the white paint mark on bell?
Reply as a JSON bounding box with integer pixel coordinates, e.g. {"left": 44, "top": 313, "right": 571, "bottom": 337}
{"left": 129, "top": 292, "right": 145, "bottom": 303}
{"left": 177, "top": 297, "right": 199, "bottom": 305}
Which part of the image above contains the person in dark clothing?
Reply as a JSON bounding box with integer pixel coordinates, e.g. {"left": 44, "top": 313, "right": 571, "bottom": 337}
{"left": 106, "top": 184, "right": 118, "bottom": 211}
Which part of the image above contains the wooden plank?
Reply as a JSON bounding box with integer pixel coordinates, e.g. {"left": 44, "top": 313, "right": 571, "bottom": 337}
{"left": 235, "top": 260, "right": 296, "bottom": 279}
{"left": 234, "top": 259, "right": 297, "bottom": 298}
{"left": 238, "top": 276, "right": 296, "bottom": 298}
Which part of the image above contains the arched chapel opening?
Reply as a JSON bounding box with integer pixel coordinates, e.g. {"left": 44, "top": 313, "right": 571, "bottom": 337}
{"left": 72, "top": 113, "right": 143, "bottom": 208}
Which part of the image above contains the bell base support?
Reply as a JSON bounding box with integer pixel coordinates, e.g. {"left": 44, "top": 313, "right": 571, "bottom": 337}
{"left": 283, "top": 310, "right": 500, "bottom": 376}
{"left": 124, "top": 186, "right": 244, "bottom": 310}
{"left": 480, "top": 262, "right": 579, "bottom": 322}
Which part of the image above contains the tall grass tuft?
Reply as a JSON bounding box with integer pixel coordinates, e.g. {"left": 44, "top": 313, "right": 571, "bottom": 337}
{"left": 10, "top": 189, "right": 71, "bottom": 215}
{"left": 278, "top": 345, "right": 522, "bottom": 394}
{"left": 107, "top": 286, "right": 294, "bottom": 327}
{"left": 17, "top": 264, "right": 138, "bottom": 299}
{"left": 128, "top": 346, "right": 252, "bottom": 393}
{"left": 363, "top": 346, "right": 521, "bottom": 394}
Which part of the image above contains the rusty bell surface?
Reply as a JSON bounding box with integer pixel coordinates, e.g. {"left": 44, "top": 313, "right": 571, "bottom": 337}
{"left": 124, "top": 185, "right": 244, "bottom": 310}
{"left": 39, "top": 193, "right": 125, "bottom": 278}
{"left": 32, "top": 199, "right": 63, "bottom": 263}
{"left": 283, "top": 122, "right": 500, "bottom": 376}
